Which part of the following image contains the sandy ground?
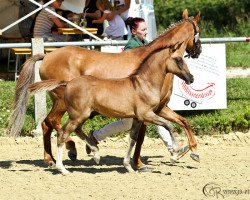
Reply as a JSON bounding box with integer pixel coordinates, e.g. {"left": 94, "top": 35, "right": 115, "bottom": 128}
{"left": 0, "top": 131, "right": 250, "bottom": 200}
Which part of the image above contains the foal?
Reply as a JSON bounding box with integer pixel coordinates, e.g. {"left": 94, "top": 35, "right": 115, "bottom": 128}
{"left": 29, "top": 44, "right": 194, "bottom": 174}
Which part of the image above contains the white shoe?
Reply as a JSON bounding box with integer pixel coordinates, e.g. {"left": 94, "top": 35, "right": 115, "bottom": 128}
{"left": 170, "top": 145, "right": 189, "bottom": 163}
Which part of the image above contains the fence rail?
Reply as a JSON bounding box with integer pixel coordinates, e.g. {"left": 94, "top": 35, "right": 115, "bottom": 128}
{"left": 0, "top": 37, "right": 249, "bottom": 50}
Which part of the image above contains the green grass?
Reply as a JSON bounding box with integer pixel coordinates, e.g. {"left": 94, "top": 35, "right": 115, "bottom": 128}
{"left": 226, "top": 43, "right": 250, "bottom": 68}
{"left": 0, "top": 78, "right": 249, "bottom": 137}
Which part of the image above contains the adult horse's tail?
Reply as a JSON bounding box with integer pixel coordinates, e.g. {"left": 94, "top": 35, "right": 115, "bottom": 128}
{"left": 8, "top": 54, "right": 46, "bottom": 137}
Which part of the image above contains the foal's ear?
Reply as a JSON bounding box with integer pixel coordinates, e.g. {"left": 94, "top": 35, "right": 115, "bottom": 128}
{"left": 182, "top": 9, "right": 189, "bottom": 19}
{"left": 194, "top": 11, "right": 201, "bottom": 22}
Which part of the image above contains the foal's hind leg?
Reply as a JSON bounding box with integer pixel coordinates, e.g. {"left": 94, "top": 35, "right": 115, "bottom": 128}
{"left": 43, "top": 93, "right": 76, "bottom": 166}
{"left": 123, "top": 119, "right": 142, "bottom": 172}
{"left": 56, "top": 118, "right": 83, "bottom": 175}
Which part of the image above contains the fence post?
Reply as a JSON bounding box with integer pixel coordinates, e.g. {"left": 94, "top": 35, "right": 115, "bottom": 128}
{"left": 31, "top": 38, "right": 47, "bottom": 134}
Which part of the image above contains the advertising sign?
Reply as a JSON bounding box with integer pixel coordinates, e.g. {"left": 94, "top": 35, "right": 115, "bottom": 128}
{"left": 168, "top": 43, "right": 227, "bottom": 110}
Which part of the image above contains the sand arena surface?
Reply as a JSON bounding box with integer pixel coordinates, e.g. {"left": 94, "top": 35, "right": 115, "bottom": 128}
{"left": 0, "top": 131, "right": 250, "bottom": 200}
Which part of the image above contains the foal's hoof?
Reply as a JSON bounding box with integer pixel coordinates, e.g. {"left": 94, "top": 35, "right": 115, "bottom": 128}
{"left": 124, "top": 164, "right": 135, "bottom": 173}
{"left": 58, "top": 168, "right": 70, "bottom": 176}
{"left": 136, "top": 165, "right": 151, "bottom": 172}
{"left": 190, "top": 152, "right": 200, "bottom": 162}
{"left": 68, "top": 149, "right": 77, "bottom": 161}
{"left": 62, "top": 169, "right": 70, "bottom": 176}
{"left": 85, "top": 144, "right": 91, "bottom": 155}
{"left": 93, "top": 151, "right": 100, "bottom": 164}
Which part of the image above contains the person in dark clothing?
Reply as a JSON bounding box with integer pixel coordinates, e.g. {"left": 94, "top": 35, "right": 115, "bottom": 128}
{"left": 18, "top": 0, "right": 41, "bottom": 41}
{"left": 83, "top": 0, "right": 103, "bottom": 36}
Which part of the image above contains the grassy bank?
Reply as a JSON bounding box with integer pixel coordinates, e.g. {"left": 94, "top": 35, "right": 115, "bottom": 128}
{"left": 0, "top": 78, "right": 249, "bottom": 137}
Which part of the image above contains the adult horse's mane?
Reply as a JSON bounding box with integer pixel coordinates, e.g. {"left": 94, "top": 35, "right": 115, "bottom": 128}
{"left": 129, "top": 18, "right": 190, "bottom": 77}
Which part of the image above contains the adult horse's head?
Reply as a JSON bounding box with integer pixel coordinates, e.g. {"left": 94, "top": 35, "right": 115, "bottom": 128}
{"left": 182, "top": 9, "right": 202, "bottom": 58}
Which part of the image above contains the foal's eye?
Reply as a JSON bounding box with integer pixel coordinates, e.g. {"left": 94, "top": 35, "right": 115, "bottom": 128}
{"left": 174, "top": 57, "right": 183, "bottom": 68}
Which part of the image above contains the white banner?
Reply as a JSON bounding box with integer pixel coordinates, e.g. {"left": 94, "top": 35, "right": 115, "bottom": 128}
{"left": 168, "top": 43, "right": 227, "bottom": 110}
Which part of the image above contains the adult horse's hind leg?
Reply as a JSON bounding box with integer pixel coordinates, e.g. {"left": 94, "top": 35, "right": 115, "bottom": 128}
{"left": 42, "top": 119, "right": 55, "bottom": 166}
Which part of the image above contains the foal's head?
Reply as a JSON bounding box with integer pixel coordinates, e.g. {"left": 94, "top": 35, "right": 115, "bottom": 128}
{"left": 166, "top": 46, "right": 194, "bottom": 85}
{"left": 182, "top": 9, "right": 202, "bottom": 58}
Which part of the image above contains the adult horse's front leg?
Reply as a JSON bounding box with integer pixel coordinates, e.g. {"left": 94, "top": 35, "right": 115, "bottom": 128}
{"left": 123, "top": 119, "right": 142, "bottom": 172}
{"left": 158, "top": 106, "right": 199, "bottom": 162}
{"left": 132, "top": 123, "right": 148, "bottom": 170}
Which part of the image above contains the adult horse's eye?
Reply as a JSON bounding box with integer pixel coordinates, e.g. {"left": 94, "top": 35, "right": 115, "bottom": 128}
{"left": 174, "top": 57, "right": 183, "bottom": 69}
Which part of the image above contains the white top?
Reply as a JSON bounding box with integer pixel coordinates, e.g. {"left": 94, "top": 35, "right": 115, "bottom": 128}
{"left": 104, "top": 10, "right": 128, "bottom": 37}
{"left": 33, "top": 6, "right": 56, "bottom": 37}
{"left": 115, "top": 0, "right": 140, "bottom": 21}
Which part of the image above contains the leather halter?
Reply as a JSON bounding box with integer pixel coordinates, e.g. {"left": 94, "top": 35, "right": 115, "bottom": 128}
{"left": 184, "top": 18, "right": 201, "bottom": 58}
{"left": 186, "top": 18, "right": 200, "bottom": 42}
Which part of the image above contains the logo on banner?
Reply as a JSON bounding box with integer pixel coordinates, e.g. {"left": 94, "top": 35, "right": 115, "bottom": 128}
{"left": 175, "top": 80, "right": 216, "bottom": 108}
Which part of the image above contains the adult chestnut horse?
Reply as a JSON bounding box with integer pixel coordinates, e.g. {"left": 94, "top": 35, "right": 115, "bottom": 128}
{"left": 28, "top": 45, "right": 193, "bottom": 174}
{"left": 8, "top": 9, "right": 201, "bottom": 168}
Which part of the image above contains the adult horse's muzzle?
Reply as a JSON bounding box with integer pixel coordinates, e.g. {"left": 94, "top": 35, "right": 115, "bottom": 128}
{"left": 186, "top": 39, "right": 202, "bottom": 59}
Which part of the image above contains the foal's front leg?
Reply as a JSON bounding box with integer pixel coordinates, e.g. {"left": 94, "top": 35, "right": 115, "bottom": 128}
{"left": 158, "top": 106, "right": 199, "bottom": 162}
{"left": 75, "top": 128, "right": 100, "bottom": 164}
{"left": 123, "top": 119, "right": 142, "bottom": 172}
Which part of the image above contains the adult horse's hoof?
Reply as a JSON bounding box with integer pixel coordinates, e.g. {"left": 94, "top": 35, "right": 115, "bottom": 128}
{"left": 68, "top": 149, "right": 77, "bottom": 161}
{"left": 190, "top": 152, "right": 200, "bottom": 162}
{"left": 47, "top": 161, "right": 56, "bottom": 168}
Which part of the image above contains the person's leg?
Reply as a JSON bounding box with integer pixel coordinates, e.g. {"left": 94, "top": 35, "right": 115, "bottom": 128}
{"left": 157, "top": 125, "right": 189, "bottom": 163}
{"left": 93, "top": 118, "right": 133, "bottom": 141}
{"left": 86, "top": 118, "right": 134, "bottom": 154}
{"left": 157, "top": 125, "right": 175, "bottom": 151}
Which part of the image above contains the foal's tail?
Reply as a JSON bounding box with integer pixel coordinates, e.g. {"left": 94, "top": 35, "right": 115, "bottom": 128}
{"left": 8, "top": 54, "right": 46, "bottom": 137}
{"left": 29, "top": 80, "right": 67, "bottom": 95}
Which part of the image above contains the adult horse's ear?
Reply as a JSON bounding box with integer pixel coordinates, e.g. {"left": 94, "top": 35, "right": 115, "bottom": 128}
{"left": 194, "top": 11, "right": 201, "bottom": 22}
{"left": 182, "top": 9, "right": 189, "bottom": 19}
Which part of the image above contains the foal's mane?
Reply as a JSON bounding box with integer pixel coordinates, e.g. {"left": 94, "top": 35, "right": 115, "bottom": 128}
{"left": 129, "top": 18, "right": 191, "bottom": 77}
